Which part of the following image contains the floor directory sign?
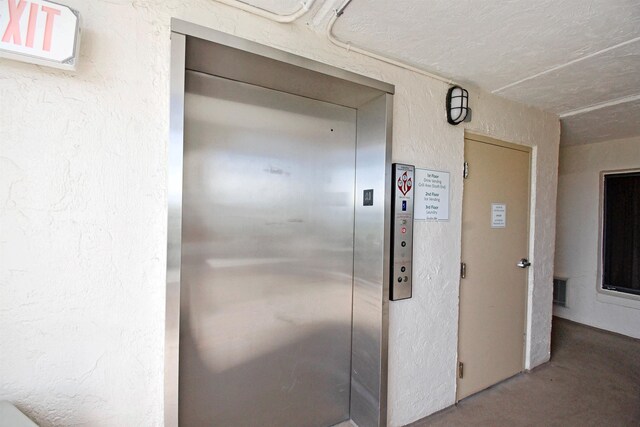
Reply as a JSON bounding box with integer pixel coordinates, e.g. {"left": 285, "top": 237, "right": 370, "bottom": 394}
{"left": 414, "top": 168, "right": 450, "bottom": 221}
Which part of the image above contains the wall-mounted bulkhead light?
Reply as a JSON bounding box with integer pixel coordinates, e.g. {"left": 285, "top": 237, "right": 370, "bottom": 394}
{"left": 446, "top": 85, "right": 470, "bottom": 125}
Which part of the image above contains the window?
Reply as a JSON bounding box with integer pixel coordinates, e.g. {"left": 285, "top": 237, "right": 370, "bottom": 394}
{"left": 602, "top": 171, "right": 640, "bottom": 296}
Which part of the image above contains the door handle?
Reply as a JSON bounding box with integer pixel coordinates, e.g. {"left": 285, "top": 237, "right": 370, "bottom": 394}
{"left": 517, "top": 258, "right": 531, "bottom": 268}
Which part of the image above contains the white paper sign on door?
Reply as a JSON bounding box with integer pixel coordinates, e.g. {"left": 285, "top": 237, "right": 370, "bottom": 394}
{"left": 414, "top": 168, "right": 450, "bottom": 221}
{"left": 491, "top": 203, "right": 506, "bottom": 228}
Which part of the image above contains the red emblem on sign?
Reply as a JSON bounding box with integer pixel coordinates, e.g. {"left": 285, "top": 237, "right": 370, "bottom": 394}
{"left": 397, "top": 171, "right": 412, "bottom": 196}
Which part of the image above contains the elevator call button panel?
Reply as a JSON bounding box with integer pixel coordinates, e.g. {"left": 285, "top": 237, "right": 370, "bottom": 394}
{"left": 390, "top": 163, "right": 415, "bottom": 301}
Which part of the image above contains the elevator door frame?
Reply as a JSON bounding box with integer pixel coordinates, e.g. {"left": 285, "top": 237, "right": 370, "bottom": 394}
{"left": 166, "top": 19, "right": 395, "bottom": 427}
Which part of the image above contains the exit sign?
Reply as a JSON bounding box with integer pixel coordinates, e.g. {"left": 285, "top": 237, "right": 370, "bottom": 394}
{"left": 0, "top": 0, "right": 80, "bottom": 70}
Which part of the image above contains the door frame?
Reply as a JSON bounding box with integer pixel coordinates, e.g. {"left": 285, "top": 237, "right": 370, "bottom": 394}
{"left": 456, "top": 132, "right": 533, "bottom": 401}
{"left": 166, "top": 19, "right": 395, "bottom": 427}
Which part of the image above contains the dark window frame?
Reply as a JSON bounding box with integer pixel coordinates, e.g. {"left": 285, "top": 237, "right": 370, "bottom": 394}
{"left": 600, "top": 170, "right": 640, "bottom": 297}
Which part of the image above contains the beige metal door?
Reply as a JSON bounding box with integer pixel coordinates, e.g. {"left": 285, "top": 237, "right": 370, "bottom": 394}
{"left": 457, "top": 135, "right": 531, "bottom": 400}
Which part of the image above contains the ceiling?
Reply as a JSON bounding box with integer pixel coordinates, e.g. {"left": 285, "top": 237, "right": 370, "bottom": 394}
{"left": 240, "top": 0, "right": 640, "bottom": 145}
{"left": 243, "top": 0, "right": 302, "bottom": 15}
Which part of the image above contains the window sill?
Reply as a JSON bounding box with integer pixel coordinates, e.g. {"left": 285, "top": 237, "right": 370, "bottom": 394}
{"left": 596, "top": 288, "right": 640, "bottom": 310}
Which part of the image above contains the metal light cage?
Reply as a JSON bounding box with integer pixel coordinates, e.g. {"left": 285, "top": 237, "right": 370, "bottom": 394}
{"left": 446, "top": 85, "right": 469, "bottom": 125}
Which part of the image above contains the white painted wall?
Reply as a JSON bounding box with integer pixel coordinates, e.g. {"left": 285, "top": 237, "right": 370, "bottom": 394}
{"left": 0, "top": 1, "right": 560, "bottom": 426}
{"left": 554, "top": 137, "right": 640, "bottom": 339}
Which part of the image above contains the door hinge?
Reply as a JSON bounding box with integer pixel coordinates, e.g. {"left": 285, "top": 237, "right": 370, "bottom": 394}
{"left": 458, "top": 362, "right": 464, "bottom": 379}
{"left": 460, "top": 262, "right": 466, "bottom": 279}
{"left": 463, "top": 162, "right": 469, "bottom": 179}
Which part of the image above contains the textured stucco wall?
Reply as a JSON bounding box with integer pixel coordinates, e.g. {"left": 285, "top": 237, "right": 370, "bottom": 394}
{"left": 0, "top": 1, "right": 560, "bottom": 426}
{"left": 554, "top": 137, "right": 640, "bottom": 339}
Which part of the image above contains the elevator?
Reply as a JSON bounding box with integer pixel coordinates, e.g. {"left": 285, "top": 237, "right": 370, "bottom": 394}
{"left": 166, "top": 20, "right": 395, "bottom": 427}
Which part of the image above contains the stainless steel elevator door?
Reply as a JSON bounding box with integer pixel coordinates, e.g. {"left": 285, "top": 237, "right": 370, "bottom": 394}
{"left": 180, "top": 71, "right": 357, "bottom": 427}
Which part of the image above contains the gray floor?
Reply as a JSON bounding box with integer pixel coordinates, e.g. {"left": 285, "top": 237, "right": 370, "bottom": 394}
{"left": 410, "top": 317, "right": 640, "bottom": 427}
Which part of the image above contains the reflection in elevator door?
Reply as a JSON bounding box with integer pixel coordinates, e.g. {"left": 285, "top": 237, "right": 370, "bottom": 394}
{"left": 180, "top": 70, "right": 356, "bottom": 426}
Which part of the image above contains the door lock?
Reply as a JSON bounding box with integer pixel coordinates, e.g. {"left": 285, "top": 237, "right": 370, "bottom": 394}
{"left": 517, "top": 258, "right": 531, "bottom": 268}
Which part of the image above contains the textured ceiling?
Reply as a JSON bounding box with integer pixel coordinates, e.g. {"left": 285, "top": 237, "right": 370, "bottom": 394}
{"left": 237, "top": 0, "right": 302, "bottom": 15}
{"left": 561, "top": 98, "right": 640, "bottom": 145}
{"left": 333, "top": 1, "right": 640, "bottom": 90}
{"left": 239, "top": 0, "right": 640, "bottom": 145}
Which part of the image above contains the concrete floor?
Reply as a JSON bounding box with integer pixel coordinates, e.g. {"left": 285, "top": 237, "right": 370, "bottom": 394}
{"left": 410, "top": 317, "right": 640, "bottom": 427}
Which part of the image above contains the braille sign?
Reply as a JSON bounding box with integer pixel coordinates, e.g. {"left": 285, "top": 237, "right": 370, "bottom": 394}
{"left": 363, "top": 189, "right": 374, "bottom": 206}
